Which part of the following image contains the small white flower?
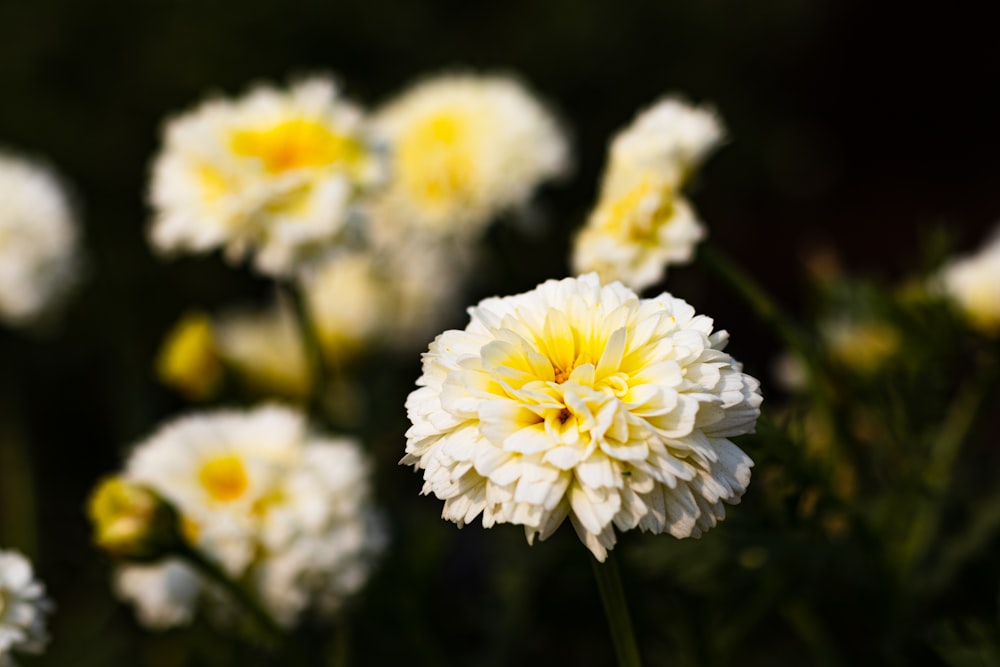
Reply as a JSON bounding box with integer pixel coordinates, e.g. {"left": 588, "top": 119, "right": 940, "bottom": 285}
{"left": 0, "top": 151, "right": 80, "bottom": 327}
{"left": 0, "top": 549, "right": 52, "bottom": 665}
{"left": 935, "top": 229, "right": 1000, "bottom": 336}
{"left": 572, "top": 97, "right": 723, "bottom": 291}
{"left": 149, "top": 77, "right": 380, "bottom": 275}
{"left": 402, "top": 274, "right": 761, "bottom": 561}
{"left": 371, "top": 73, "right": 568, "bottom": 239}
{"left": 112, "top": 405, "right": 383, "bottom": 628}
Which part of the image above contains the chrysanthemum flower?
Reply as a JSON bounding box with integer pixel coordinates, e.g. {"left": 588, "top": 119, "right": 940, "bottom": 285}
{"left": 370, "top": 73, "right": 568, "bottom": 238}
{"left": 935, "top": 229, "right": 1000, "bottom": 336}
{"left": 0, "top": 549, "right": 52, "bottom": 665}
{"left": 111, "top": 405, "right": 383, "bottom": 628}
{"left": 0, "top": 151, "right": 80, "bottom": 327}
{"left": 402, "top": 274, "right": 761, "bottom": 561}
{"left": 571, "top": 97, "right": 723, "bottom": 291}
{"left": 149, "top": 77, "right": 380, "bottom": 275}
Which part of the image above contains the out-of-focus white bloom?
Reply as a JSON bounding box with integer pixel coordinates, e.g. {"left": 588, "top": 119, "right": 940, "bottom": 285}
{"left": 371, "top": 73, "right": 568, "bottom": 239}
{"left": 214, "top": 300, "right": 311, "bottom": 399}
{"left": 571, "top": 97, "right": 723, "bottom": 291}
{"left": 113, "top": 405, "right": 383, "bottom": 628}
{"left": 402, "top": 274, "right": 761, "bottom": 561}
{"left": 603, "top": 97, "right": 723, "bottom": 195}
{"left": 300, "top": 251, "right": 388, "bottom": 362}
{"left": 0, "top": 549, "right": 52, "bottom": 665}
{"left": 114, "top": 560, "right": 201, "bottom": 629}
{"left": 149, "top": 77, "right": 380, "bottom": 275}
{"left": 935, "top": 230, "right": 1000, "bottom": 336}
{"left": 0, "top": 151, "right": 80, "bottom": 327}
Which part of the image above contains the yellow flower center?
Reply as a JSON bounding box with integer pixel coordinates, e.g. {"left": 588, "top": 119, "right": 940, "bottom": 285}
{"left": 230, "top": 118, "right": 362, "bottom": 173}
{"left": 605, "top": 178, "right": 676, "bottom": 243}
{"left": 198, "top": 455, "right": 249, "bottom": 503}
{"left": 397, "top": 112, "right": 474, "bottom": 208}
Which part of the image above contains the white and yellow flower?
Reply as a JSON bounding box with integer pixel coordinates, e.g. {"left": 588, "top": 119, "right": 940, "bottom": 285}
{"left": 571, "top": 97, "right": 723, "bottom": 291}
{"left": 0, "top": 549, "right": 52, "bottom": 665}
{"left": 112, "top": 405, "right": 383, "bottom": 628}
{"left": 149, "top": 77, "right": 380, "bottom": 275}
{"left": 402, "top": 273, "right": 761, "bottom": 561}
{"left": 935, "top": 229, "right": 1000, "bottom": 336}
{"left": 0, "top": 150, "right": 80, "bottom": 327}
{"left": 371, "top": 73, "right": 568, "bottom": 239}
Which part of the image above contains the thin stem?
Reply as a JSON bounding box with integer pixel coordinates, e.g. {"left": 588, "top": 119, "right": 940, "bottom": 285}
{"left": 283, "top": 284, "right": 331, "bottom": 427}
{"left": 177, "top": 544, "right": 285, "bottom": 647}
{"left": 591, "top": 551, "right": 643, "bottom": 667}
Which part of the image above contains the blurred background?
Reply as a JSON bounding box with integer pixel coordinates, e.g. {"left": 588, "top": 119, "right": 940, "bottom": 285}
{"left": 1, "top": 0, "right": 999, "bottom": 665}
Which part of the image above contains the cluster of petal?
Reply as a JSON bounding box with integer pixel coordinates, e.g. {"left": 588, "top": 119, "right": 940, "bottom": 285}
{"left": 370, "top": 73, "right": 568, "bottom": 239}
{"left": 0, "top": 151, "right": 80, "bottom": 327}
{"left": 113, "top": 405, "right": 384, "bottom": 628}
{"left": 403, "top": 274, "right": 761, "bottom": 561}
{"left": 0, "top": 549, "right": 52, "bottom": 666}
{"left": 148, "top": 77, "right": 380, "bottom": 275}
{"left": 571, "top": 97, "right": 723, "bottom": 291}
{"left": 935, "top": 229, "right": 1000, "bottom": 336}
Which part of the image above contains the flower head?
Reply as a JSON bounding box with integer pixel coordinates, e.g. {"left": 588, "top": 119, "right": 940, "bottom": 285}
{"left": 149, "top": 77, "right": 380, "bottom": 275}
{"left": 0, "top": 549, "right": 52, "bottom": 665}
{"left": 571, "top": 97, "right": 723, "bottom": 291}
{"left": 935, "top": 229, "right": 1000, "bottom": 336}
{"left": 403, "top": 274, "right": 761, "bottom": 561}
{"left": 111, "top": 405, "right": 383, "bottom": 628}
{"left": 371, "top": 73, "right": 568, "bottom": 239}
{"left": 0, "top": 150, "right": 80, "bottom": 327}
{"left": 88, "top": 477, "right": 184, "bottom": 561}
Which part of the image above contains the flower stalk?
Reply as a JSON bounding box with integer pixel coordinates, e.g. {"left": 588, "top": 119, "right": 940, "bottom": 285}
{"left": 591, "top": 551, "right": 643, "bottom": 667}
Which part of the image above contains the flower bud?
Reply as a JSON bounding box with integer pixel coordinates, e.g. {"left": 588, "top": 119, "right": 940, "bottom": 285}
{"left": 87, "top": 477, "right": 183, "bottom": 561}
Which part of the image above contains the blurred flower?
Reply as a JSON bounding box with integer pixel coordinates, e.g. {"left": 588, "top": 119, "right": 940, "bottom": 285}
{"left": 300, "top": 250, "right": 388, "bottom": 363}
{"left": 824, "top": 319, "right": 900, "bottom": 373}
{"left": 111, "top": 405, "right": 383, "bottom": 628}
{"left": 402, "top": 273, "right": 761, "bottom": 561}
{"left": 214, "top": 300, "right": 311, "bottom": 400}
{"left": 156, "top": 311, "right": 224, "bottom": 400}
{"left": 371, "top": 73, "right": 568, "bottom": 239}
{"left": 935, "top": 229, "right": 1000, "bottom": 336}
{"left": 88, "top": 477, "right": 183, "bottom": 561}
{"left": 148, "top": 77, "right": 381, "bottom": 275}
{"left": 0, "top": 549, "right": 52, "bottom": 666}
{"left": 0, "top": 150, "right": 80, "bottom": 327}
{"left": 572, "top": 97, "right": 723, "bottom": 290}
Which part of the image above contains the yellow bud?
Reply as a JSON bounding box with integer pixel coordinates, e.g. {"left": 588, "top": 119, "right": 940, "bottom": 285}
{"left": 87, "top": 477, "right": 182, "bottom": 561}
{"left": 156, "top": 311, "right": 224, "bottom": 401}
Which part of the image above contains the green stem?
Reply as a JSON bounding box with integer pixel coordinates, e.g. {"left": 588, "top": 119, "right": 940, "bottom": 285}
{"left": 177, "top": 544, "right": 285, "bottom": 648}
{"left": 591, "top": 551, "right": 643, "bottom": 667}
{"left": 899, "top": 352, "right": 999, "bottom": 578}
{"left": 283, "top": 284, "right": 331, "bottom": 427}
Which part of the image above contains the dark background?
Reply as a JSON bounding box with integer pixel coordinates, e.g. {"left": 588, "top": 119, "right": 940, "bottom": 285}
{"left": 1, "top": 1, "right": 999, "bottom": 665}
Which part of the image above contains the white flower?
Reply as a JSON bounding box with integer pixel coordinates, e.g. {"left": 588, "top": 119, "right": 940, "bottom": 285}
{"left": 935, "top": 229, "right": 1000, "bottom": 336}
{"left": 0, "top": 151, "right": 80, "bottom": 327}
{"left": 0, "top": 549, "right": 52, "bottom": 665}
{"left": 571, "top": 97, "right": 723, "bottom": 291}
{"left": 402, "top": 274, "right": 761, "bottom": 561}
{"left": 148, "top": 77, "right": 380, "bottom": 275}
{"left": 371, "top": 73, "right": 568, "bottom": 239}
{"left": 114, "top": 560, "right": 201, "bottom": 630}
{"left": 113, "top": 405, "right": 383, "bottom": 628}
